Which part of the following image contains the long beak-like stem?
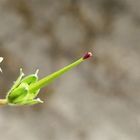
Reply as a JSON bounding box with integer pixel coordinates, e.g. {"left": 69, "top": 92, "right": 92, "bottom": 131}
{"left": 29, "top": 52, "right": 92, "bottom": 93}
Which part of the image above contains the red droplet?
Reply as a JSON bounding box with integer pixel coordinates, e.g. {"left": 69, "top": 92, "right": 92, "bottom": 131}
{"left": 83, "top": 52, "right": 93, "bottom": 60}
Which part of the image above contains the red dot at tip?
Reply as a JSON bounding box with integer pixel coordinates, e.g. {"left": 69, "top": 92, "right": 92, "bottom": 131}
{"left": 83, "top": 52, "right": 93, "bottom": 60}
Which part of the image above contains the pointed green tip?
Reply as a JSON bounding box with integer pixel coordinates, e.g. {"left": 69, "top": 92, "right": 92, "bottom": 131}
{"left": 20, "top": 68, "right": 25, "bottom": 76}
{"left": 35, "top": 69, "right": 39, "bottom": 76}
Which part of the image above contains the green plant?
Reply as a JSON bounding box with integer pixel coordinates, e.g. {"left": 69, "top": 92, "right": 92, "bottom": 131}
{"left": 0, "top": 52, "right": 92, "bottom": 106}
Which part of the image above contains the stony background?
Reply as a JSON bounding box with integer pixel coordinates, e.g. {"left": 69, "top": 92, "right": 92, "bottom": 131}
{"left": 0, "top": 0, "right": 140, "bottom": 140}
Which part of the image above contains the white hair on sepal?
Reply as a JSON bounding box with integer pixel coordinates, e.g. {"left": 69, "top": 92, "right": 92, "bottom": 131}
{"left": 0, "top": 57, "right": 3, "bottom": 72}
{"left": 0, "top": 57, "right": 3, "bottom": 63}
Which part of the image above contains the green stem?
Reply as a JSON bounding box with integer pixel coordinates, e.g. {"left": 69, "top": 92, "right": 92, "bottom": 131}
{"left": 29, "top": 58, "right": 84, "bottom": 92}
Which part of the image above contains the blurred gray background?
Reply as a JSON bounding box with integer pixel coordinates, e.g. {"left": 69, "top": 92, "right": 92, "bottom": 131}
{"left": 0, "top": 0, "right": 140, "bottom": 140}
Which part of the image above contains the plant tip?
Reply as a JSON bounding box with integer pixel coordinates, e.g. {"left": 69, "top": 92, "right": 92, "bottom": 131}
{"left": 83, "top": 52, "right": 93, "bottom": 60}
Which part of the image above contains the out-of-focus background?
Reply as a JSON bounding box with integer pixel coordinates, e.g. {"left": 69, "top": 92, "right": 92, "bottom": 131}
{"left": 0, "top": 0, "right": 140, "bottom": 140}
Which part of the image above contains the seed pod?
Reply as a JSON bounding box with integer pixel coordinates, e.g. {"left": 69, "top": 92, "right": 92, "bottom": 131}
{"left": 6, "top": 52, "right": 93, "bottom": 106}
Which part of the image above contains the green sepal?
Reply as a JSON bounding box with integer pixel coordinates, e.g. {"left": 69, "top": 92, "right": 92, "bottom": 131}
{"left": 21, "top": 69, "right": 39, "bottom": 85}
{"left": 14, "top": 98, "right": 43, "bottom": 105}
{"left": 8, "top": 82, "right": 29, "bottom": 100}
{"left": 6, "top": 68, "right": 24, "bottom": 99}
{"left": 7, "top": 69, "right": 41, "bottom": 106}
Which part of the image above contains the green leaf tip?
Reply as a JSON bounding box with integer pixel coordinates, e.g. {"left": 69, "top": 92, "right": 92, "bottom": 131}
{"left": 5, "top": 52, "right": 93, "bottom": 106}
